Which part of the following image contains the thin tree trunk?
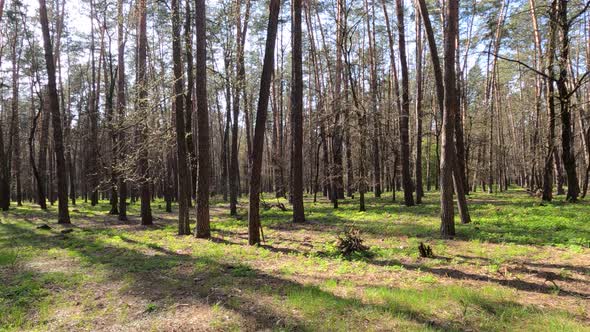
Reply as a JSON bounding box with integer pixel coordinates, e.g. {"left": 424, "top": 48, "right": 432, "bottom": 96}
{"left": 543, "top": 0, "right": 558, "bottom": 202}
{"left": 29, "top": 89, "right": 47, "bottom": 209}
{"left": 116, "top": 0, "right": 128, "bottom": 220}
{"left": 229, "top": 0, "right": 251, "bottom": 215}
{"left": 331, "top": 0, "right": 345, "bottom": 209}
{"left": 10, "top": 22, "right": 23, "bottom": 206}
{"left": 184, "top": 0, "right": 197, "bottom": 201}
{"left": 367, "top": 0, "right": 381, "bottom": 199}
{"left": 414, "top": 5, "right": 424, "bottom": 203}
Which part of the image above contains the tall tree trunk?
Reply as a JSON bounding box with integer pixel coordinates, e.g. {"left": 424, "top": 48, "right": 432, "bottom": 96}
{"left": 271, "top": 74, "right": 285, "bottom": 198}
{"left": 116, "top": 0, "right": 128, "bottom": 220}
{"left": 172, "top": 0, "right": 191, "bottom": 235}
{"left": 543, "top": 0, "right": 558, "bottom": 201}
{"left": 396, "top": 0, "right": 414, "bottom": 206}
{"left": 137, "top": 0, "right": 152, "bottom": 225}
{"left": 11, "top": 21, "right": 23, "bottom": 206}
{"left": 195, "top": 0, "right": 211, "bottom": 238}
{"left": 557, "top": 0, "right": 579, "bottom": 202}
{"left": 414, "top": 5, "right": 424, "bottom": 203}
{"left": 381, "top": 0, "right": 403, "bottom": 202}
{"left": 485, "top": 0, "right": 508, "bottom": 194}
{"left": 29, "top": 86, "right": 47, "bottom": 209}
{"left": 367, "top": 0, "right": 381, "bottom": 198}
{"left": 38, "top": 92, "right": 51, "bottom": 209}
{"left": 439, "top": 0, "right": 460, "bottom": 237}
{"left": 104, "top": 49, "right": 118, "bottom": 215}
{"left": 39, "top": 0, "right": 70, "bottom": 224}
{"left": 290, "top": 0, "right": 305, "bottom": 223}
{"left": 88, "top": 0, "right": 101, "bottom": 206}
{"left": 248, "top": 0, "right": 280, "bottom": 245}
{"left": 343, "top": 29, "right": 366, "bottom": 211}
{"left": 229, "top": 0, "right": 251, "bottom": 215}
{"left": 0, "top": 0, "right": 5, "bottom": 210}
{"left": 331, "top": 0, "right": 345, "bottom": 208}
{"left": 418, "top": 0, "right": 471, "bottom": 235}
{"left": 222, "top": 48, "right": 232, "bottom": 201}
{"left": 529, "top": 0, "right": 543, "bottom": 193}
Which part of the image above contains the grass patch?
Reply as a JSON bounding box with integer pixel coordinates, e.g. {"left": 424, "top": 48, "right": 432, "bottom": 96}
{"left": 0, "top": 189, "right": 588, "bottom": 331}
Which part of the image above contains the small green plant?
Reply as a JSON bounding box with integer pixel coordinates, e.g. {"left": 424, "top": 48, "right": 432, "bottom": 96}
{"left": 228, "top": 264, "right": 256, "bottom": 277}
{"left": 145, "top": 303, "right": 158, "bottom": 313}
{"left": 416, "top": 274, "right": 438, "bottom": 283}
{"left": 0, "top": 249, "right": 19, "bottom": 267}
{"left": 488, "top": 264, "right": 501, "bottom": 274}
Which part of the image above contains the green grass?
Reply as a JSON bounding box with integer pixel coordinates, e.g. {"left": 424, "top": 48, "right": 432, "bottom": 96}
{"left": 0, "top": 188, "right": 589, "bottom": 331}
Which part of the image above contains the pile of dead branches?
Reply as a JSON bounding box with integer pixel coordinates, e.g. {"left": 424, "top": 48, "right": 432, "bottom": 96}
{"left": 336, "top": 227, "right": 370, "bottom": 258}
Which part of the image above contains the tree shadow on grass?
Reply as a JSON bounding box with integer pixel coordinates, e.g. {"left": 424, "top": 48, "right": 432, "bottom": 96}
{"left": 454, "top": 255, "right": 590, "bottom": 277}
{"left": 3, "top": 221, "right": 578, "bottom": 331}
{"left": 369, "top": 257, "right": 590, "bottom": 299}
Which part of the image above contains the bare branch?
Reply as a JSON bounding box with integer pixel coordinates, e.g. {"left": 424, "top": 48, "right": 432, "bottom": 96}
{"left": 488, "top": 51, "right": 555, "bottom": 82}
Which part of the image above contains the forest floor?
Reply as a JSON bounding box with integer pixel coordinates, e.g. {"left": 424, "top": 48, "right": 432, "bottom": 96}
{"left": 1, "top": 188, "right": 589, "bottom": 331}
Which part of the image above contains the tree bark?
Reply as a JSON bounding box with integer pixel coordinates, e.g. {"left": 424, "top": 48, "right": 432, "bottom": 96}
{"left": 557, "top": 0, "right": 579, "bottom": 202}
{"left": 116, "top": 0, "right": 128, "bottom": 220}
{"left": 395, "top": 0, "right": 415, "bottom": 207}
{"left": 331, "top": 0, "right": 345, "bottom": 208}
{"left": 543, "top": 0, "right": 558, "bottom": 201}
{"left": 195, "top": 0, "right": 211, "bottom": 238}
{"left": 290, "top": 0, "right": 305, "bottom": 223}
{"left": 39, "top": 0, "right": 70, "bottom": 224}
{"left": 184, "top": 0, "right": 197, "bottom": 201}
{"left": 229, "top": 0, "right": 251, "bottom": 215}
{"left": 439, "top": 0, "right": 460, "bottom": 237}
{"left": 137, "top": 0, "right": 152, "bottom": 225}
{"left": 368, "top": 0, "right": 381, "bottom": 198}
{"left": 414, "top": 5, "right": 424, "bottom": 204}
{"left": 10, "top": 21, "right": 23, "bottom": 206}
{"left": 172, "top": 0, "right": 191, "bottom": 235}
{"left": 248, "top": 0, "right": 280, "bottom": 245}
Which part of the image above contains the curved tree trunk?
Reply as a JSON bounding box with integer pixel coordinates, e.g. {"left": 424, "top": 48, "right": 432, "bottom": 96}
{"left": 248, "top": 0, "right": 281, "bottom": 246}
